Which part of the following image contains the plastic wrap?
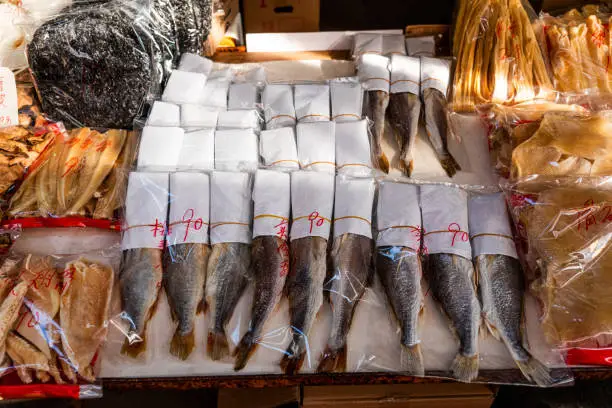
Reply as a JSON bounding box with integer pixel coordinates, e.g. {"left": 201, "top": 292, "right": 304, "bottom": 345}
{"left": 296, "top": 121, "right": 336, "bottom": 173}
{"left": 294, "top": 84, "right": 331, "bottom": 123}
{"left": 262, "top": 84, "right": 296, "bottom": 129}
{"left": 214, "top": 129, "right": 259, "bottom": 172}
{"left": 0, "top": 245, "right": 118, "bottom": 399}
{"left": 335, "top": 120, "right": 374, "bottom": 177}
{"left": 330, "top": 78, "right": 363, "bottom": 122}
{"left": 451, "top": 0, "right": 552, "bottom": 111}
{"left": 259, "top": 127, "right": 299, "bottom": 172}
{"left": 5, "top": 127, "right": 137, "bottom": 229}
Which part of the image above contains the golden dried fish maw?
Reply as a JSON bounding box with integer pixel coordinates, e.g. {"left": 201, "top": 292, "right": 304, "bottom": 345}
{"left": 0, "top": 281, "right": 28, "bottom": 361}
{"left": 18, "top": 255, "right": 59, "bottom": 318}
{"left": 545, "top": 113, "right": 612, "bottom": 160}
{"left": 6, "top": 332, "right": 49, "bottom": 380}
{"left": 585, "top": 15, "right": 610, "bottom": 93}
{"left": 60, "top": 259, "right": 113, "bottom": 378}
{"left": 591, "top": 158, "right": 612, "bottom": 175}
{"left": 512, "top": 144, "right": 562, "bottom": 178}
{"left": 511, "top": 122, "right": 540, "bottom": 147}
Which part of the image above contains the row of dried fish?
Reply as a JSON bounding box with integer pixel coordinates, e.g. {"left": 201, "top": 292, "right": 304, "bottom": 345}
{"left": 0, "top": 254, "right": 113, "bottom": 385}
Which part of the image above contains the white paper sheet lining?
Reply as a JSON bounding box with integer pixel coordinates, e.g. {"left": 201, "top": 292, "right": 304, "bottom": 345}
{"left": 167, "top": 172, "right": 210, "bottom": 246}
{"left": 217, "top": 109, "right": 261, "bottom": 130}
{"left": 468, "top": 192, "right": 518, "bottom": 259}
{"left": 376, "top": 182, "right": 421, "bottom": 249}
{"left": 259, "top": 127, "right": 299, "bottom": 171}
{"left": 335, "top": 120, "right": 373, "bottom": 177}
{"left": 353, "top": 33, "right": 383, "bottom": 57}
{"left": 146, "top": 101, "right": 180, "bottom": 127}
{"left": 122, "top": 172, "right": 169, "bottom": 250}
{"left": 252, "top": 170, "right": 291, "bottom": 239}
{"left": 296, "top": 121, "right": 336, "bottom": 173}
{"left": 333, "top": 177, "right": 375, "bottom": 239}
{"left": 200, "top": 79, "right": 230, "bottom": 109}
{"left": 406, "top": 36, "right": 436, "bottom": 57}
{"left": 178, "top": 53, "right": 214, "bottom": 75}
{"left": 137, "top": 126, "right": 184, "bottom": 171}
{"left": 180, "top": 104, "right": 219, "bottom": 129}
{"left": 228, "top": 83, "right": 258, "bottom": 110}
{"left": 420, "top": 184, "right": 471, "bottom": 259}
{"left": 290, "top": 171, "right": 335, "bottom": 241}
{"left": 357, "top": 54, "right": 390, "bottom": 93}
{"left": 390, "top": 55, "right": 420, "bottom": 95}
{"left": 210, "top": 171, "right": 252, "bottom": 245}
{"left": 382, "top": 34, "right": 407, "bottom": 56}
{"left": 420, "top": 57, "right": 451, "bottom": 96}
{"left": 262, "top": 84, "right": 296, "bottom": 129}
{"left": 214, "top": 129, "right": 259, "bottom": 172}
{"left": 294, "top": 84, "right": 331, "bottom": 122}
{"left": 162, "top": 71, "right": 208, "bottom": 105}
{"left": 330, "top": 79, "right": 363, "bottom": 121}
{"left": 178, "top": 129, "right": 215, "bottom": 171}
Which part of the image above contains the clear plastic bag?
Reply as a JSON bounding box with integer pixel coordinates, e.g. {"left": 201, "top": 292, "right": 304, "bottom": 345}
{"left": 0, "top": 244, "right": 119, "bottom": 399}
{"left": 5, "top": 127, "right": 137, "bottom": 229}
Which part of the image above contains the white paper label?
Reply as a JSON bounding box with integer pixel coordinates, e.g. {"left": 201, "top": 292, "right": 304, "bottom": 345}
{"left": 420, "top": 184, "right": 471, "bottom": 259}
{"left": 253, "top": 170, "right": 291, "bottom": 239}
{"left": 333, "top": 177, "right": 375, "bottom": 239}
{"left": 335, "top": 119, "right": 373, "bottom": 177}
{"left": 167, "top": 172, "right": 210, "bottom": 245}
{"left": 297, "top": 121, "right": 336, "bottom": 173}
{"left": 376, "top": 182, "right": 421, "bottom": 249}
{"left": 263, "top": 84, "right": 296, "bottom": 129}
{"left": 215, "top": 128, "right": 259, "bottom": 172}
{"left": 357, "top": 54, "right": 390, "bottom": 93}
{"left": 294, "top": 84, "right": 331, "bottom": 122}
{"left": 137, "top": 126, "right": 184, "bottom": 171}
{"left": 210, "top": 171, "right": 252, "bottom": 245}
{"left": 468, "top": 192, "right": 518, "bottom": 259}
{"left": 122, "top": 172, "right": 170, "bottom": 250}
{"left": 420, "top": 57, "right": 451, "bottom": 96}
{"left": 290, "top": 172, "right": 335, "bottom": 241}
{"left": 390, "top": 55, "right": 420, "bottom": 95}
{"left": 330, "top": 79, "right": 363, "bottom": 121}
{"left": 0, "top": 67, "right": 18, "bottom": 128}
{"left": 259, "top": 127, "right": 299, "bottom": 171}
{"left": 382, "top": 34, "right": 407, "bottom": 56}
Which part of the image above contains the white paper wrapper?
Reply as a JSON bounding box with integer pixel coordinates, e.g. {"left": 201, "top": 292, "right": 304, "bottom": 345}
{"left": 217, "top": 109, "right": 261, "bottom": 130}
{"left": 146, "top": 101, "right": 180, "bottom": 127}
{"left": 215, "top": 129, "right": 259, "bottom": 172}
{"left": 180, "top": 104, "right": 219, "bottom": 129}
{"left": 290, "top": 171, "right": 335, "bottom": 241}
{"left": 167, "top": 172, "right": 210, "bottom": 246}
{"left": 333, "top": 177, "right": 375, "bottom": 239}
{"left": 0, "top": 68, "right": 17, "bottom": 127}
{"left": 294, "top": 84, "right": 331, "bottom": 122}
{"left": 357, "top": 54, "right": 390, "bottom": 93}
{"left": 178, "top": 129, "right": 215, "bottom": 171}
{"left": 199, "top": 79, "right": 230, "bottom": 109}
{"left": 468, "top": 193, "right": 518, "bottom": 259}
{"left": 335, "top": 119, "right": 373, "bottom": 177}
{"left": 376, "top": 182, "right": 421, "bottom": 249}
{"left": 420, "top": 57, "right": 451, "bottom": 96}
{"left": 178, "top": 53, "right": 214, "bottom": 75}
{"left": 420, "top": 184, "right": 471, "bottom": 259}
{"left": 390, "top": 55, "right": 420, "bottom": 95}
{"left": 122, "top": 172, "right": 169, "bottom": 250}
{"left": 137, "top": 126, "right": 184, "bottom": 171}
{"left": 259, "top": 127, "right": 299, "bottom": 171}
{"left": 353, "top": 33, "right": 383, "bottom": 57}
{"left": 228, "top": 83, "right": 258, "bottom": 110}
{"left": 162, "top": 71, "right": 208, "bottom": 105}
{"left": 406, "top": 36, "right": 436, "bottom": 57}
{"left": 330, "top": 78, "right": 363, "bottom": 122}
{"left": 296, "top": 121, "right": 336, "bottom": 173}
{"left": 262, "top": 84, "right": 296, "bottom": 129}
{"left": 252, "top": 170, "right": 290, "bottom": 239}
{"left": 210, "top": 171, "right": 252, "bottom": 245}
{"left": 383, "top": 34, "right": 407, "bottom": 56}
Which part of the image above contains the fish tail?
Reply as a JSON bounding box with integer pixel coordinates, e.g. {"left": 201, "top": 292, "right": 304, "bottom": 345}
{"left": 440, "top": 155, "right": 461, "bottom": 178}
{"left": 515, "top": 355, "right": 553, "bottom": 387}
{"left": 317, "top": 345, "right": 347, "bottom": 373}
{"left": 401, "top": 343, "right": 425, "bottom": 377}
{"left": 377, "top": 153, "right": 390, "bottom": 174}
{"left": 279, "top": 340, "right": 306, "bottom": 375}
{"left": 121, "top": 337, "right": 147, "bottom": 358}
{"left": 207, "top": 330, "right": 230, "bottom": 361}
{"left": 450, "top": 353, "right": 479, "bottom": 382}
{"left": 233, "top": 331, "right": 258, "bottom": 371}
{"left": 398, "top": 158, "right": 414, "bottom": 177}
{"left": 170, "top": 329, "right": 195, "bottom": 361}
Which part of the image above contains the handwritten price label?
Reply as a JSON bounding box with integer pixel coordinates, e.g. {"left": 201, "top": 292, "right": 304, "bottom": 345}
{"left": 308, "top": 211, "right": 325, "bottom": 234}
{"left": 0, "top": 68, "right": 18, "bottom": 128}
{"left": 448, "top": 223, "right": 469, "bottom": 246}
{"left": 577, "top": 199, "right": 612, "bottom": 232}
{"left": 181, "top": 208, "right": 204, "bottom": 242}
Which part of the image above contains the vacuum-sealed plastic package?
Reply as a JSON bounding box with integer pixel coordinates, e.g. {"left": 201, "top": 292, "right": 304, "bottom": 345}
{"left": 0, "top": 245, "right": 119, "bottom": 399}
{"left": 451, "top": 0, "right": 552, "bottom": 111}
{"left": 259, "top": 127, "right": 299, "bottom": 172}
{"left": 387, "top": 55, "right": 421, "bottom": 177}
{"left": 330, "top": 78, "right": 363, "bottom": 122}
{"left": 296, "top": 121, "right": 336, "bottom": 173}
{"left": 6, "top": 127, "right": 137, "bottom": 229}
{"left": 214, "top": 129, "right": 259, "bottom": 172}
{"left": 294, "top": 84, "right": 331, "bottom": 123}
{"left": 335, "top": 120, "right": 373, "bottom": 177}
{"left": 263, "top": 85, "right": 296, "bottom": 129}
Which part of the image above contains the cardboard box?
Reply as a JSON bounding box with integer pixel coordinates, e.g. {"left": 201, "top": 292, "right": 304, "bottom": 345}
{"left": 302, "top": 383, "right": 495, "bottom": 408}
{"left": 243, "top": 0, "right": 320, "bottom": 34}
{"left": 218, "top": 386, "right": 300, "bottom": 408}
